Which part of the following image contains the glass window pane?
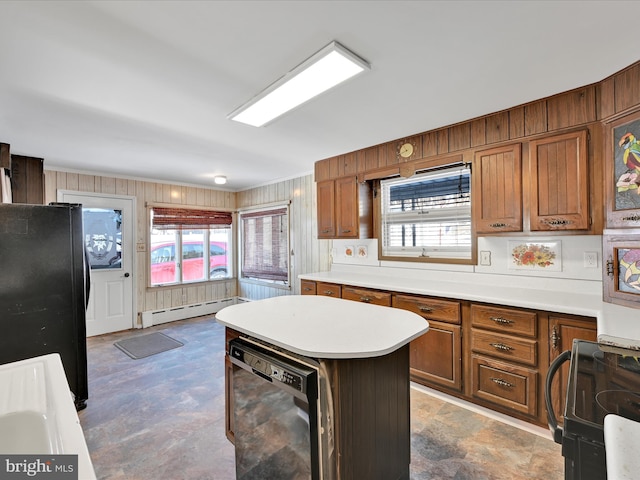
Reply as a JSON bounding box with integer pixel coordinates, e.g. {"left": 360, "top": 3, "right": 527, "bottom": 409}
{"left": 83, "top": 208, "right": 122, "bottom": 270}
{"left": 210, "top": 227, "right": 231, "bottom": 279}
{"left": 150, "top": 230, "right": 179, "bottom": 285}
{"left": 183, "top": 230, "right": 206, "bottom": 283}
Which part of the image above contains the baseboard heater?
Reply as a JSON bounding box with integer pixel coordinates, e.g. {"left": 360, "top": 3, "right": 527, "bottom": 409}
{"left": 141, "top": 297, "right": 236, "bottom": 328}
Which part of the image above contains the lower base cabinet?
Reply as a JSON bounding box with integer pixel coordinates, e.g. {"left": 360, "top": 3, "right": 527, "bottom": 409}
{"left": 409, "top": 320, "right": 462, "bottom": 391}
{"left": 301, "top": 279, "right": 598, "bottom": 428}
{"left": 471, "top": 354, "right": 538, "bottom": 416}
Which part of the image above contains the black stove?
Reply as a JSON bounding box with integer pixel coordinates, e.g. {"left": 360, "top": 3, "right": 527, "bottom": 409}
{"left": 546, "top": 340, "right": 640, "bottom": 480}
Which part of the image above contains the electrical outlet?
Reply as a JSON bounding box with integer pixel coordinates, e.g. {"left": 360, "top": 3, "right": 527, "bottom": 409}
{"left": 480, "top": 250, "right": 491, "bottom": 266}
{"left": 584, "top": 252, "right": 598, "bottom": 268}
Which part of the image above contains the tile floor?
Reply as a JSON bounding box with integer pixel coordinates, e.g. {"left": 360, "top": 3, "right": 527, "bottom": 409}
{"left": 79, "top": 316, "right": 564, "bottom": 480}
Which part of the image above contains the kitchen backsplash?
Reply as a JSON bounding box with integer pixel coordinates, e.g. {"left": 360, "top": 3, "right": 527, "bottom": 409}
{"left": 331, "top": 235, "right": 603, "bottom": 283}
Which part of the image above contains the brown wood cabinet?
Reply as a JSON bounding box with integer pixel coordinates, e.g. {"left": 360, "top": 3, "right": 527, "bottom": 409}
{"left": 316, "top": 281, "right": 341, "bottom": 298}
{"left": 341, "top": 286, "right": 391, "bottom": 306}
{"left": 603, "top": 229, "right": 640, "bottom": 308}
{"left": 10, "top": 154, "right": 44, "bottom": 204}
{"left": 316, "top": 176, "right": 372, "bottom": 239}
{"left": 529, "top": 130, "right": 590, "bottom": 231}
{"left": 470, "top": 304, "right": 540, "bottom": 417}
{"left": 392, "top": 294, "right": 462, "bottom": 391}
{"left": 300, "top": 279, "right": 598, "bottom": 426}
{"left": 473, "top": 143, "right": 523, "bottom": 233}
{"left": 547, "top": 315, "right": 597, "bottom": 425}
{"left": 300, "top": 279, "right": 317, "bottom": 295}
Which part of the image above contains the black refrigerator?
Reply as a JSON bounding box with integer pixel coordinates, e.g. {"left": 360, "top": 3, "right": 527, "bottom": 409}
{"left": 0, "top": 202, "right": 89, "bottom": 410}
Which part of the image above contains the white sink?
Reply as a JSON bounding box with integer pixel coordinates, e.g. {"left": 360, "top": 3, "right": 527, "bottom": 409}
{"left": 604, "top": 414, "right": 640, "bottom": 480}
{"left": 0, "top": 354, "right": 96, "bottom": 479}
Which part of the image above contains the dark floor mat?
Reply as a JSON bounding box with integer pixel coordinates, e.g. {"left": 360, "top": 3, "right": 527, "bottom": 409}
{"left": 114, "top": 332, "right": 184, "bottom": 359}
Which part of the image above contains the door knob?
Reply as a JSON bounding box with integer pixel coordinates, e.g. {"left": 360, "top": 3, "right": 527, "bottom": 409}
{"left": 123, "top": 272, "right": 130, "bottom": 278}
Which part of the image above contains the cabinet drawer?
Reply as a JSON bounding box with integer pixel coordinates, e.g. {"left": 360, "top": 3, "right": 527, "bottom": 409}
{"left": 471, "top": 330, "right": 538, "bottom": 366}
{"left": 392, "top": 294, "right": 460, "bottom": 324}
{"left": 342, "top": 286, "right": 391, "bottom": 306}
{"left": 317, "top": 282, "right": 341, "bottom": 298}
{"left": 471, "top": 355, "right": 537, "bottom": 416}
{"left": 470, "top": 304, "right": 537, "bottom": 338}
{"left": 300, "top": 280, "right": 317, "bottom": 295}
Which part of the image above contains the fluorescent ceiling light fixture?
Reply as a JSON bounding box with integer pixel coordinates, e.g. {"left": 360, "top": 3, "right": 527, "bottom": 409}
{"left": 228, "top": 41, "right": 370, "bottom": 127}
{"left": 214, "top": 175, "right": 227, "bottom": 185}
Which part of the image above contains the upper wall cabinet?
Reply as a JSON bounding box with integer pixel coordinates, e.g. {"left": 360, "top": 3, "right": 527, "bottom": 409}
{"left": 605, "top": 109, "right": 640, "bottom": 229}
{"left": 473, "top": 143, "right": 523, "bottom": 234}
{"left": 529, "top": 130, "right": 590, "bottom": 231}
{"left": 317, "top": 176, "right": 372, "bottom": 239}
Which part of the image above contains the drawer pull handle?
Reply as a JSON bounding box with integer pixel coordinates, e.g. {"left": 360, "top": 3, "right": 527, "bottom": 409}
{"left": 418, "top": 305, "right": 433, "bottom": 313}
{"left": 490, "top": 377, "right": 514, "bottom": 388}
{"left": 360, "top": 296, "right": 371, "bottom": 303}
{"left": 490, "top": 316, "right": 514, "bottom": 325}
{"left": 323, "top": 290, "right": 335, "bottom": 296}
{"left": 622, "top": 214, "right": 640, "bottom": 222}
{"left": 490, "top": 342, "right": 513, "bottom": 352}
{"left": 489, "top": 222, "right": 507, "bottom": 228}
{"left": 543, "top": 218, "right": 571, "bottom": 226}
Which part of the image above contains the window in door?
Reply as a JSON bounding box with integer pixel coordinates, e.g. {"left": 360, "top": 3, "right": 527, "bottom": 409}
{"left": 149, "top": 207, "right": 233, "bottom": 286}
{"left": 83, "top": 208, "right": 123, "bottom": 270}
{"left": 380, "top": 164, "right": 472, "bottom": 262}
{"left": 240, "top": 206, "right": 289, "bottom": 284}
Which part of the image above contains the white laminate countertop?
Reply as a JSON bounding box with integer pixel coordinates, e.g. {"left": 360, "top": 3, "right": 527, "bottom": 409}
{"left": 299, "top": 269, "right": 640, "bottom": 350}
{"left": 214, "top": 295, "right": 429, "bottom": 359}
{"left": 604, "top": 414, "right": 640, "bottom": 480}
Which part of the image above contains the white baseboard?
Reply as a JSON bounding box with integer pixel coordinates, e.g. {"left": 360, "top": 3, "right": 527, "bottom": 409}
{"left": 141, "top": 297, "right": 235, "bottom": 328}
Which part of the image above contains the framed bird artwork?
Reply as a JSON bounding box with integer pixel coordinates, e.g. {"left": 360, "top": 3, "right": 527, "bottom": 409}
{"left": 606, "top": 108, "right": 640, "bottom": 228}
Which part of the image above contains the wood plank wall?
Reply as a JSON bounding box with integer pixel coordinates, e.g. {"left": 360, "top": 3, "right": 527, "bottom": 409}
{"left": 315, "top": 61, "right": 640, "bottom": 181}
{"left": 44, "top": 170, "right": 237, "bottom": 323}
{"left": 236, "top": 173, "right": 331, "bottom": 300}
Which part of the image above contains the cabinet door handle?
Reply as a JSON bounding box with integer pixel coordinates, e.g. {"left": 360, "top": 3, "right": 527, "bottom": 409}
{"left": 543, "top": 218, "right": 571, "bottom": 226}
{"left": 418, "top": 305, "right": 433, "bottom": 313}
{"left": 551, "top": 326, "right": 560, "bottom": 350}
{"left": 323, "top": 290, "right": 335, "bottom": 296}
{"left": 490, "top": 377, "right": 514, "bottom": 388}
{"left": 490, "top": 316, "right": 514, "bottom": 326}
{"left": 341, "top": 229, "right": 352, "bottom": 234}
{"left": 489, "top": 223, "right": 507, "bottom": 228}
{"left": 322, "top": 228, "right": 332, "bottom": 233}
{"left": 606, "top": 258, "right": 614, "bottom": 277}
{"left": 622, "top": 214, "right": 640, "bottom": 222}
{"left": 489, "top": 342, "right": 513, "bottom": 352}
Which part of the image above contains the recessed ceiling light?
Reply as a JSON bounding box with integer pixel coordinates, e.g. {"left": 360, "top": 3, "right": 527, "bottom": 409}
{"left": 228, "top": 41, "right": 370, "bottom": 127}
{"left": 214, "top": 176, "right": 227, "bottom": 185}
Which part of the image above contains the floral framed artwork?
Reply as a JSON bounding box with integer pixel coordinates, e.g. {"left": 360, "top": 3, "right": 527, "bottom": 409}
{"left": 508, "top": 241, "right": 561, "bottom": 271}
{"left": 604, "top": 232, "right": 640, "bottom": 308}
{"left": 605, "top": 109, "right": 640, "bottom": 227}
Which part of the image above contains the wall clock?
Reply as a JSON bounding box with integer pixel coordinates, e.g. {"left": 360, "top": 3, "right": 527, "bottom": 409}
{"left": 397, "top": 140, "right": 416, "bottom": 160}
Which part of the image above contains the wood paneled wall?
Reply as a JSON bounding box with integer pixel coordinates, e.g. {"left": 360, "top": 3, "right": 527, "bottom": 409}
{"left": 316, "top": 60, "right": 640, "bottom": 181}
{"left": 236, "top": 173, "right": 331, "bottom": 300}
{"left": 44, "top": 170, "right": 237, "bottom": 323}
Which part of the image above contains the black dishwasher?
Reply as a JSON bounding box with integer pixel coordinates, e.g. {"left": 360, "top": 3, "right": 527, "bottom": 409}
{"left": 229, "top": 337, "right": 334, "bottom": 480}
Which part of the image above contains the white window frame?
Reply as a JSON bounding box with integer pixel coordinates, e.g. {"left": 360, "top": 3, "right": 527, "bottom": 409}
{"left": 380, "top": 164, "right": 473, "bottom": 263}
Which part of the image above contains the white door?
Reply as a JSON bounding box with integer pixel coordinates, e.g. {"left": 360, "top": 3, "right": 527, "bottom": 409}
{"left": 59, "top": 191, "right": 135, "bottom": 336}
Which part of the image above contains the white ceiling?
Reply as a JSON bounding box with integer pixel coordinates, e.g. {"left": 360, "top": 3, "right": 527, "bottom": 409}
{"left": 1, "top": 1, "right": 639, "bottom": 192}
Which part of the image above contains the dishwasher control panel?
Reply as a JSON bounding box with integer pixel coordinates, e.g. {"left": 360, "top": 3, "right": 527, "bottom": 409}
{"left": 230, "top": 339, "right": 310, "bottom": 393}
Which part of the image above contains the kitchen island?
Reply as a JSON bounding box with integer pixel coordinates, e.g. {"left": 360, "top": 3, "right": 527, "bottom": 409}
{"left": 216, "top": 295, "right": 428, "bottom": 480}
